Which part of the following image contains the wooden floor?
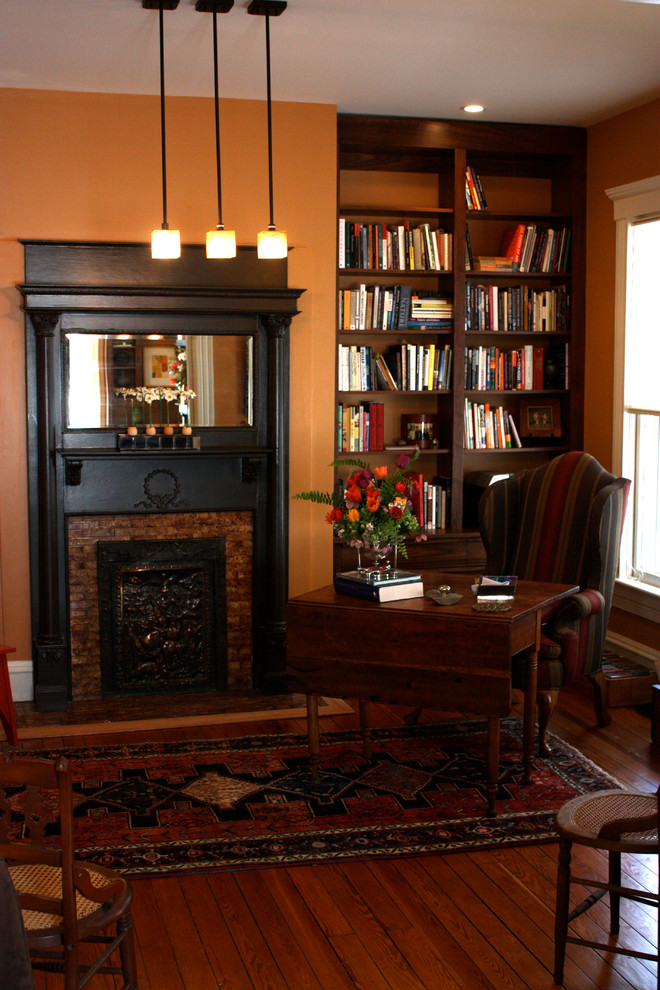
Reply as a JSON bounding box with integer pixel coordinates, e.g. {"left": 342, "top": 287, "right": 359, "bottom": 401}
{"left": 16, "top": 685, "right": 660, "bottom": 990}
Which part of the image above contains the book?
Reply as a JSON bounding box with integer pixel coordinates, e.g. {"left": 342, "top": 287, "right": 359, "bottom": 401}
{"left": 465, "top": 223, "right": 474, "bottom": 270}
{"left": 508, "top": 413, "right": 522, "bottom": 447}
{"left": 473, "top": 256, "right": 516, "bottom": 272}
{"left": 405, "top": 470, "right": 425, "bottom": 527}
{"left": 500, "top": 223, "right": 526, "bottom": 268}
{"left": 334, "top": 572, "right": 424, "bottom": 602}
{"left": 465, "top": 166, "right": 488, "bottom": 210}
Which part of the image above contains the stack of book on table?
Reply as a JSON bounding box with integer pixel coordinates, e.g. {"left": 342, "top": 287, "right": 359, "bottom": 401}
{"left": 334, "top": 570, "right": 424, "bottom": 602}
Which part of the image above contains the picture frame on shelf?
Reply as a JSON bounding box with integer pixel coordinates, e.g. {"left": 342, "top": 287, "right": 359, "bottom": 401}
{"left": 519, "top": 397, "right": 562, "bottom": 438}
{"left": 143, "top": 345, "right": 176, "bottom": 387}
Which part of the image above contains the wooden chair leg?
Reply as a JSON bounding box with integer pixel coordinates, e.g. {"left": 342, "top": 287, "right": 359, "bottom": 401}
{"left": 118, "top": 911, "right": 138, "bottom": 990}
{"left": 588, "top": 670, "right": 612, "bottom": 727}
{"left": 537, "top": 690, "right": 559, "bottom": 758}
{"left": 554, "top": 836, "right": 572, "bottom": 985}
{"left": 657, "top": 856, "right": 660, "bottom": 990}
{"left": 609, "top": 850, "right": 621, "bottom": 934}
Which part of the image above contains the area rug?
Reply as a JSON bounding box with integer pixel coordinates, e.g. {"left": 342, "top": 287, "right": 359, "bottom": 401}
{"left": 15, "top": 719, "right": 619, "bottom": 877}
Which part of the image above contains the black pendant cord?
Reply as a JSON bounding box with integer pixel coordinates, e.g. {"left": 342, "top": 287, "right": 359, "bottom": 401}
{"left": 265, "top": 10, "right": 275, "bottom": 229}
{"left": 212, "top": 10, "right": 223, "bottom": 229}
{"left": 158, "top": 3, "right": 169, "bottom": 230}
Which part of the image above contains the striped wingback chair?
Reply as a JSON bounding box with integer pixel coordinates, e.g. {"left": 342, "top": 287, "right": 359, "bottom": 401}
{"left": 478, "top": 451, "right": 630, "bottom": 757}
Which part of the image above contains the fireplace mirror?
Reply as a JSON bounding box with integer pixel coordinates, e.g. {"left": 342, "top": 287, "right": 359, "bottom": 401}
{"left": 66, "top": 332, "right": 254, "bottom": 429}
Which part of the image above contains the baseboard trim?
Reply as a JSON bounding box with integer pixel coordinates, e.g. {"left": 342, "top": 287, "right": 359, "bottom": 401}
{"left": 8, "top": 660, "right": 33, "bottom": 703}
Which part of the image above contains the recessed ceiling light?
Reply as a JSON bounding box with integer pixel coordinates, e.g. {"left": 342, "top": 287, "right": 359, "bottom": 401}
{"left": 462, "top": 104, "right": 484, "bottom": 114}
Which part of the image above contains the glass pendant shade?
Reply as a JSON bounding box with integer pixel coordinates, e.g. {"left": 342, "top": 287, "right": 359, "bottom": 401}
{"left": 257, "top": 227, "right": 287, "bottom": 259}
{"left": 151, "top": 227, "right": 181, "bottom": 259}
{"left": 148, "top": 1, "right": 179, "bottom": 261}
{"left": 206, "top": 227, "right": 237, "bottom": 258}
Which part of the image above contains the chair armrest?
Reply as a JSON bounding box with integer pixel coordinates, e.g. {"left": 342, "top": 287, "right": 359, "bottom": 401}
{"left": 543, "top": 589, "right": 607, "bottom": 683}
{"left": 552, "top": 589, "right": 606, "bottom": 624}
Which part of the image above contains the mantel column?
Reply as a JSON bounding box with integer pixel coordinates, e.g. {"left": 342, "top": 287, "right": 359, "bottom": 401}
{"left": 29, "top": 310, "right": 69, "bottom": 711}
{"left": 255, "top": 313, "right": 291, "bottom": 692}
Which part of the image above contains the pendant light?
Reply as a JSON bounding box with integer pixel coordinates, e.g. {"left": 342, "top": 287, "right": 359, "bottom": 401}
{"left": 144, "top": 0, "right": 181, "bottom": 260}
{"left": 248, "top": 0, "right": 288, "bottom": 259}
{"left": 196, "top": 1, "right": 236, "bottom": 259}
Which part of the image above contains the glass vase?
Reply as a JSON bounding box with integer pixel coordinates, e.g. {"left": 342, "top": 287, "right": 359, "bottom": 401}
{"left": 356, "top": 540, "right": 399, "bottom": 580}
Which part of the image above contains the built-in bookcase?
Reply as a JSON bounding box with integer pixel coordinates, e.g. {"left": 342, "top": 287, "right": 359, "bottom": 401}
{"left": 334, "top": 114, "right": 586, "bottom": 574}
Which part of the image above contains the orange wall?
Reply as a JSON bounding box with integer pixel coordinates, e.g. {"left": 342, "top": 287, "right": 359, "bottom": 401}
{"left": 586, "top": 97, "right": 660, "bottom": 647}
{"left": 585, "top": 97, "right": 660, "bottom": 469}
{"left": 0, "top": 88, "right": 337, "bottom": 669}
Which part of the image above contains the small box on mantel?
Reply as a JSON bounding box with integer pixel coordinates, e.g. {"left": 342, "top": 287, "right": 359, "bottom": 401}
{"left": 117, "top": 433, "right": 200, "bottom": 451}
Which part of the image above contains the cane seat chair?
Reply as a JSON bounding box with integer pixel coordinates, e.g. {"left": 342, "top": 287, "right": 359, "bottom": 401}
{"left": 479, "top": 450, "right": 630, "bottom": 756}
{"left": 0, "top": 753, "right": 138, "bottom": 990}
{"left": 554, "top": 786, "right": 660, "bottom": 987}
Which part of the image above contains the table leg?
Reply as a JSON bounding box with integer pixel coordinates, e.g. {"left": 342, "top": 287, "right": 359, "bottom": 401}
{"left": 306, "top": 694, "right": 320, "bottom": 784}
{"left": 522, "top": 611, "right": 541, "bottom": 784}
{"left": 358, "top": 700, "right": 371, "bottom": 761}
{"left": 486, "top": 716, "right": 500, "bottom": 817}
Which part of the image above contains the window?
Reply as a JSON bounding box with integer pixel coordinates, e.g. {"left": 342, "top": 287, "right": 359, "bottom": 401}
{"left": 607, "top": 177, "right": 660, "bottom": 612}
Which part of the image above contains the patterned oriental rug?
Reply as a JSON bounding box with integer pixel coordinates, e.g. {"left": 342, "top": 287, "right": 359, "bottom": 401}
{"left": 16, "top": 719, "right": 618, "bottom": 877}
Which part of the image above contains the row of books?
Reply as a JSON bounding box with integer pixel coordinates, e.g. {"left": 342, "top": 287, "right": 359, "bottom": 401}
{"left": 465, "top": 283, "right": 570, "bottom": 333}
{"left": 465, "top": 166, "right": 488, "bottom": 211}
{"left": 338, "top": 220, "right": 453, "bottom": 271}
{"left": 465, "top": 342, "right": 569, "bottom": 391}
{"left": 409, "top": 474, "right": 452, "bottom": 531}
{"left": 499, "top": 223, "right": 571, "bottom": 273}
{"left": 337, "top": 401, "right": 384, "bottom": 453}
{"left": 339, "top": 284, "right": 453, "bottom": 332}
{"left": 464, "top": 400, "right": 523, "bottom": 450}
{"left": 338, "top": 343, "right": 453, "bottom": 393}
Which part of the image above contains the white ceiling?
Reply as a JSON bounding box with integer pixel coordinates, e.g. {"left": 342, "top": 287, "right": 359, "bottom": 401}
{"left": 1, "top": 0, "right": 660, "bottom": 127}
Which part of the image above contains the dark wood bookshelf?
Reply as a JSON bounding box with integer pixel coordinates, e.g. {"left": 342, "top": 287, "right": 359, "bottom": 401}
{"left": 334, "top": 113, "right": 586, "bottom": 573}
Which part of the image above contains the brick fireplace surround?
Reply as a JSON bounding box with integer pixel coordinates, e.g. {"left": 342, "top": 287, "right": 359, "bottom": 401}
{"left": 68, "top": 512, "right": 253, "bottom": 701}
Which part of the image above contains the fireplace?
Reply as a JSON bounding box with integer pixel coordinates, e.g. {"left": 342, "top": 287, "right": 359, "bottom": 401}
{"left": 20, "top": 241, "right": 304, "bottom": 711}
{"left": 97, "top": 537, "right": 228, "bottom": 698}
{"left": 68, "top": 512, "right": 252, "bottom": 701}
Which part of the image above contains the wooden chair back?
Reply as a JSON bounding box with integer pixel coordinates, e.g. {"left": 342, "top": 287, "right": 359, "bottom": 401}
{"left": 0, "top": 754, "right": 78, "bottom": 939}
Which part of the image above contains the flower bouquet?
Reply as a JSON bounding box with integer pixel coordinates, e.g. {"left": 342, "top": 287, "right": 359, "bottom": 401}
{"left": 293, "top": 449, "right": 425, "bottom": 570}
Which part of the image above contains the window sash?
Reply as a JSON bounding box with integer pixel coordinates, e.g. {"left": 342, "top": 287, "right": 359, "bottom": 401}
{"left": 621, "top": 410, "right": 660, "bottom": 586}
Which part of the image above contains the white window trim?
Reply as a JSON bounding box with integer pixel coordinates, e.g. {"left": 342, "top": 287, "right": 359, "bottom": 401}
{"left": 606, "top": 174, "right": 660, "bottom": 622}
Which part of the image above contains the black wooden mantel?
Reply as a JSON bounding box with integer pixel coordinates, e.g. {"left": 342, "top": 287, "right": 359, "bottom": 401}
{"left": 20, "top": 240, "right": 304, "bottom": 712}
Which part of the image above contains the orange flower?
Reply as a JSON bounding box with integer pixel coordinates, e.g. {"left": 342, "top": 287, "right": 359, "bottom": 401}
{"left": 346, "top": 484, "right": 363, "bottom": 504}
{"left": 325, "top": 507, "right": 343, "bottom": 524}
{"left": 365, "top": 485, "right": 381, "bottom": 512}
{"left": 374, "top": 465, "right": 388, "bottom": 481}
{"left": 347, "top": 508, "right": 360, "bottom": 523}
{"left": 395, "top": 481, "right": 408, "bottom": 494}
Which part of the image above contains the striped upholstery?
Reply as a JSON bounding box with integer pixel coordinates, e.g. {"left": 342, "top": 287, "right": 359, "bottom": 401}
{"left": 479, "top": 452, "right": 630, "bottom": 691}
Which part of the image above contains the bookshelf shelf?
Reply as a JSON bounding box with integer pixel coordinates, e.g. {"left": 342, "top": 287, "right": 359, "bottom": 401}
{"left": 467, "top": 212, "right": 572, "bottom": 223}
{"left": 341, "top": 206, "right": 454, "bottom": 218}
{"left": 340, "top": 268, "right": 447, "bottom": 278}
{"left": 335, "top": 114, "right": 586, "bottom": 572}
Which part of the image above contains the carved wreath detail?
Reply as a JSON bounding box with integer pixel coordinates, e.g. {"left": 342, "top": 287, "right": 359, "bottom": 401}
{"left": 134, "top": 468, "right": 189, "bottom": 510}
